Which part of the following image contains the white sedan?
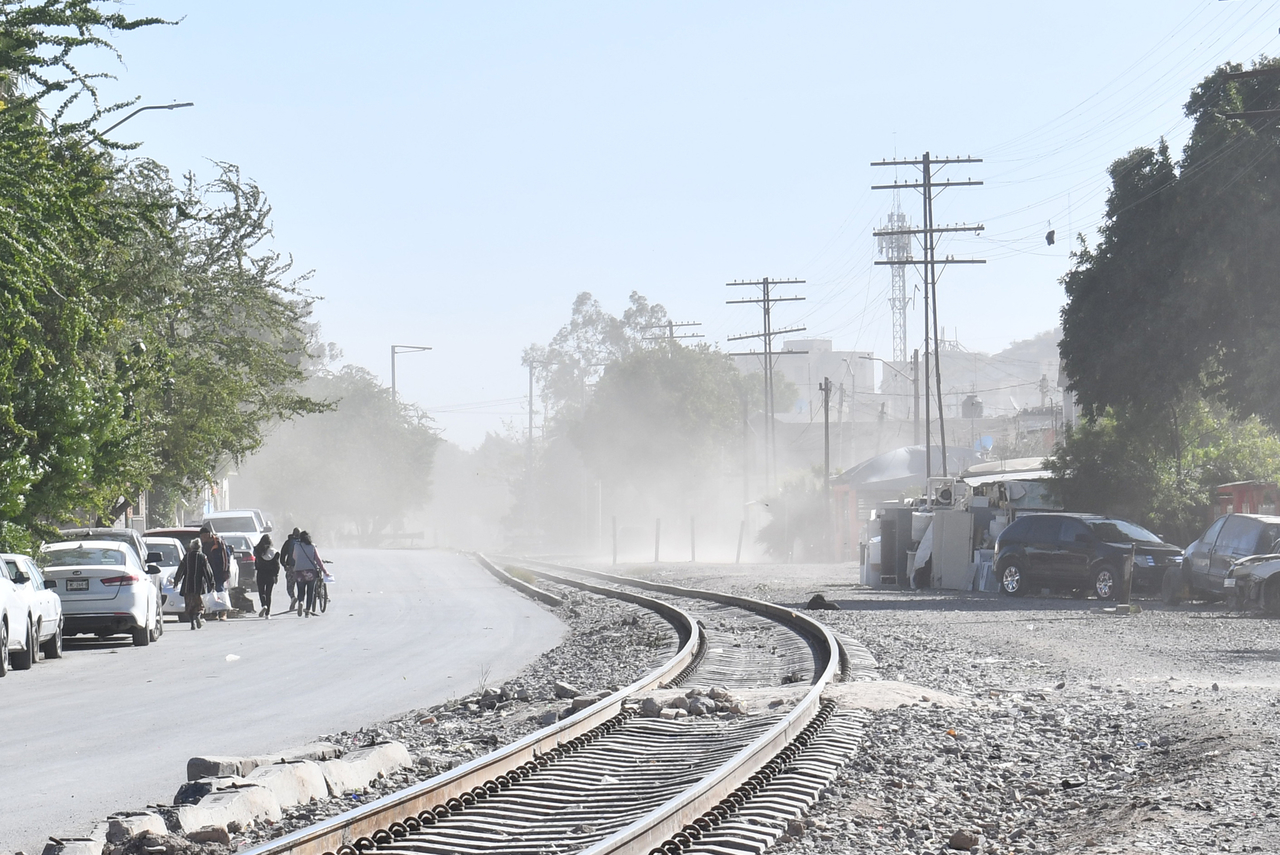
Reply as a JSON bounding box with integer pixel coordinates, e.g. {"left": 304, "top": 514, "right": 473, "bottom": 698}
{"left": 0, "top": 554, "right": 64, "bottom": 669}
{"left": 41, "top": 541, "right": 163, "bottom": 647}
{"left": 144, "top": 536, "right": 188, "bottom": 616}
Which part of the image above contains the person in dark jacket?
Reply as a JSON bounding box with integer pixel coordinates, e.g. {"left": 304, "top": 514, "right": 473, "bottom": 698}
{"left": 281, "top": 527, "right": 301, "bottom": 611}
{"left": 254, "top": 534, "right": 282, "bottom": 619}
{"left": 200, "top": 523, "right": 235, "bottom": 621}
{"left": 173, "top": 538, "right": 215, "bottom": 629}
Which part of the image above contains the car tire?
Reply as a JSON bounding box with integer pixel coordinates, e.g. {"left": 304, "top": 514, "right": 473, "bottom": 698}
{"left": 999, "top": 562, "right": 1026, "bottom": 596}
{"left": 1161, "top": 566, "right": 1189, "bottom": 606}
{"left": 12, "top": 620, "right": 35, "bottom": 670}
{"left": 149, "top": 601, "right": 162, "bottom": 642}
{"left": 41, "top": 618, "right": 63, "bottom": 659}
{"left": 1093, "top": 566, "right": 1119, "bottom": 601}
{"left": 1264, "top": 577, "right": 1280, "bottom": 617}
{"left": 0, "top": 620, "right": 8, "bottom": 676}
{"left": 131, "top": 619, "right": 150, "bottom": 647}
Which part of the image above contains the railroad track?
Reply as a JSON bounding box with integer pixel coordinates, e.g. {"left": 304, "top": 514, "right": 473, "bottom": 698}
{"left": 243, "top": 557, "right": 876, "bottom": 855}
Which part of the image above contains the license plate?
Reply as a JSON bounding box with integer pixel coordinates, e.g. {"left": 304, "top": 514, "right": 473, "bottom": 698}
{"left": 65, "top": 579, "right": 89, "bottom": 591}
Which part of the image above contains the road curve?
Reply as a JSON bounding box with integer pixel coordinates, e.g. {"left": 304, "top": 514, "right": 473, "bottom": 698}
{"left": 0, "top": 549, "right": 565, "bottom": 855}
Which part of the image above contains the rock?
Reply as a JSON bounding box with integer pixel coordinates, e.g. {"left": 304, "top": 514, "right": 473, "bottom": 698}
{"left": 173, "top": 781, "right": 213, "bottom": 806}
{"left": 948, "top": 829, "right": 980, "bottom": 850}
{"left": 806, "top": 594, "right": 840, "bottom": 610}
{"left": 557, "top": 706, "right": 576, "bottom": 721}
{"left": 514, "top": 687, "right": 532, "bottom": 701}
{"left": 185, "top": 827, "right": 230, "bottom": 846}
{"left": 658, "top": 708, "right": 680, "bottom": 720}
{"left": 669, "top": 695, "right": 690, "bottom": 711}
{"left": 570, "top": 696, "right": 595, "bottom": 711}
{"left": 536, "top": 710, "right": 560, "bottom": 726}
{"left": 553, "top": 680, "right": 581, "bottom": 699}
{"left": 106, "top": 813, "right": 167, "bottom": 844}
{"left": 786, "top": 817, "right": 805, "bottom": 837}
{"left": 639, "top": 697, "right": 663, "bottom": 716}
{"left": 687, "top": 698, "right": 712, "bottom": 716}
{"left": 708, "top": 686, "right": 730, "bottom": 700}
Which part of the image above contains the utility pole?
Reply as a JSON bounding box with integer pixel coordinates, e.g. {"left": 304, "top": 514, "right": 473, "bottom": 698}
{"left": 643, "top": 320, "right": 704, "bottom": 343}
{"left": 912, "top": 348, "right": 921, "bottom": 447}
{"left": 872, "top": 153, "right": 985, "bottom": 478}
{"left": 727, "top": 277, "right": 807, "bottom": 496}
{"left": 822, "top": 377, "right": 832, "bottom": 561}
{"left": 391, "top": 344, "right": 432, "bottom": 405}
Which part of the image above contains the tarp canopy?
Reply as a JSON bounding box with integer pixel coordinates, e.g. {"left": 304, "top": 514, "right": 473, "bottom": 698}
{"left": 961, "top": 457, "right": 1049, "bottom": 477}
{"left": 832, "top": 445, "right": 986, "bottom": 494}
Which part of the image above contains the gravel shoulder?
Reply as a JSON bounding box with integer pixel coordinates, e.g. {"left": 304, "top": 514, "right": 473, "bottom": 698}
{"left": 610, "top": 561, "right": 1280, "bottom": 855}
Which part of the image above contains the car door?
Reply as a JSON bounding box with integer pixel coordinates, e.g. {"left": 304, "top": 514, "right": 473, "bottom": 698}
{"left": 22, "top": 559, "right": 57, "bottom": 640}
{"left": 1210, "top": 515, "right": 1258, "bottom": 590}
{"left": 1186, "top": 516, "right": 1227, "bottom": 590}
{"left": 1056, "top": 518, "right": 1095, "bottom": 586}
{"left": 1022, "top": 516, "right": 1063, "bottom": 584}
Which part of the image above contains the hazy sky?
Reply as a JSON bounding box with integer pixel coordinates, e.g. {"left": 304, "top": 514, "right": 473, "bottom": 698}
{"left": 93, "top": 1, "right": 1280, "bottom": 448}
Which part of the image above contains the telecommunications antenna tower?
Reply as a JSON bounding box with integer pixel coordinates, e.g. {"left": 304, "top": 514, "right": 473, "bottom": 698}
{"left": 876, "top": 189, "right": 912, "bottom": 363}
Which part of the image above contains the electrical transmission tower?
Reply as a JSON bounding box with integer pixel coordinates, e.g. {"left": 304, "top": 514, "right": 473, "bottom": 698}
{"left": 872, "top": 152, "right": 985, "bottom": 479}
{"left": 726, "top": 277, "right": 806, "bottom": 496}
{"left": 877, "top": 190, "right": 912, "bottom": 364}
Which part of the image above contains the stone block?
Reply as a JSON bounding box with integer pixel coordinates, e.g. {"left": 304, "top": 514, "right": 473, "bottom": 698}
{"left": 319, "top": 742, "right": 411, "bottom": 795}
{"left": 176, "top": 784, "right": 282, "bottom": 833}
{"left": 246, "top": 760, "right": 328, "bottom": 808}
{"left": 106, "top": 812, "right": 167, "bottom": 843}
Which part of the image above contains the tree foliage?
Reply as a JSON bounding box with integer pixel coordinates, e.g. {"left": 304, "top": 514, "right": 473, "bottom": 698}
{"left": 1060, "top": 58, "right": 1280, "bottom": 428}
{"left": 0, "top": 2, "right": 323, "bottom": 546}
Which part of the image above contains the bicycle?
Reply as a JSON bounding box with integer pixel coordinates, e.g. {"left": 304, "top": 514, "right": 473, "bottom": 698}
{"left": 315, "top": 572, "right": 330, "bottom": 613}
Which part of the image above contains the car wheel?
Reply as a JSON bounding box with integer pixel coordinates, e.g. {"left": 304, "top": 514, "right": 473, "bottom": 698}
{"left": 149, "top": 601, "right": 162, "bottom": 642}
{"left": 41, "top": 618, "right": 63, "bottom": 659}
{"left": 0, "top": 621, "right": 8, "bottom": 676}
{"left": 12, "top": 620, "right": 35, "bottom": 670}
{"left": 1264, "top": 577, "right": 1280, "bottom": 617}
{"left": 131, "top": 620, "right": 150, "bottom": 647}
{"left": 1093, "top": 566, "right": 1119, "bottom": 601}
{"left": 999, "top": 562, "right": 1026, "bottom": 596}
{"left": 1161, "top": 566, "right": 1188, "bottom": 606}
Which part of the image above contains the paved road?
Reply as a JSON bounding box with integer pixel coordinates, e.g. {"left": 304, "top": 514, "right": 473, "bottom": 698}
{"left": 0, "top": 549, "right": 564, "bottom": 855}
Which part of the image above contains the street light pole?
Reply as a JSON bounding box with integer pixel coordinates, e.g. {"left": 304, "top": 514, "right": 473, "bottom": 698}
{"left": 100, "top": 101, "right": 194, "bottom": 135}
{"left": 860, "top": 354, "right": 920, "bottom": 446}
{"left": 391, "top": 344, "right": 432, "bottom": 404}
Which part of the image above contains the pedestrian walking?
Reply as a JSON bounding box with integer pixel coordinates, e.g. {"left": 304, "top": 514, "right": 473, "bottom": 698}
{"left": 200, "top": 523, "right": 235, "bottom": 620}
{"left": 291, "top": 530, "right": 325, "bottom": 618}
{"left": 172, "top": 538, "right": 215, "bottom": 629}
{"left": 281, "top": 527, "right": 300, "bottom": 611}
{"left": 253, "top": 534, "right": 281, "bottom": 618}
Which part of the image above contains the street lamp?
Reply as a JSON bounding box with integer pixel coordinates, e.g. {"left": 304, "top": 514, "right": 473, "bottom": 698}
{"left": 391, "top": 344, "right": 432, "bottom": 404}
{"left": 100, "top": 101, "right": 194, "bottom": 135}
{"left": 860, "top": 352, "right": 920, "bottom": 446}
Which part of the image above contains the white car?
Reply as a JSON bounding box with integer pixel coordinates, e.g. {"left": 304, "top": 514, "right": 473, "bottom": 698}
{"left": 201, "top": 509, "right": 272, "bottom": 538}
{"left": 1, "top": 554, "right": 64, "bottom": 669}
{"left": 41, "top": 541, "right": 163, "bottom": 647}
{"left": 144, "top": 536, "right": 188, "bottom": 616}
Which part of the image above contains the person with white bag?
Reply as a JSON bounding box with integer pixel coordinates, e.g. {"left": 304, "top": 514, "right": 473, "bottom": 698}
{"left": 172, "top": 538, "right": 215, "bottom": 629}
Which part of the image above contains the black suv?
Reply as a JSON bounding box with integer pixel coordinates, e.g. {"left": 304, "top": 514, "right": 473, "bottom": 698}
{"left": 1165, "top": 513, "right": 1280, "bottom": 605}
{"left": 994, "top": 513, "right": 1182, "bottom": 599}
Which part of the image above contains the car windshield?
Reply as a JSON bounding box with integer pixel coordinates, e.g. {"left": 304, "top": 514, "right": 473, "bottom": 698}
{"left": 1088, "top": 519, "right": 1163, "bottom": 545}
{"left": 44, "top": 547, "right": 127, "bottom": 566}
{"left": 146, "top": 541, "right": 182, "bottom": 565}
{"left": 223, "top": 535, "right": 253, "bottom": 551}
{"left": 207, "top": 516, "right": 257, "bottom": 533}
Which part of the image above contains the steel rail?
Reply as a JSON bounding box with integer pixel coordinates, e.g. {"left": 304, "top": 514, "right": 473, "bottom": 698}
{"left": 507, "top": 558, "right": 844, "bottom": 855}
{"left": 239, "top": 559, "right": 701, "bottom": 855}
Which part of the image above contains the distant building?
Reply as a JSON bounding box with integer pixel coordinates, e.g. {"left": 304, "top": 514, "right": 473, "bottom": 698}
{"left": 733, "top": 338, "right": 875, "bottom": 421}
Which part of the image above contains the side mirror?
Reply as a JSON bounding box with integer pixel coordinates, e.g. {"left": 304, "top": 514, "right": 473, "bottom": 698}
{"left": 145, "top": 563, "right": 162, "bottom": 575}
{"left": 264, "top": 522, "right": 273, "bottom": 533}
{"left": 44, "top": 579, "right": 56, "bottom": 589}
{"left": 146, "top": 551, "right": 163, "bottom": 564}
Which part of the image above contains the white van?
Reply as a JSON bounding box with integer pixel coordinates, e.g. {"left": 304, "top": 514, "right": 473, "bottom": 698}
{"left": 200, "top": 509, "right": 272, "bottom": 537}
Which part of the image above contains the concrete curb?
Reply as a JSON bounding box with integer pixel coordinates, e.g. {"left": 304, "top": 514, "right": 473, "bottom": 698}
{"left": 186, "top": 741, "right": 343, "bottom": 781}
{"left": 318, "top": 742, "right": 412, "bottom": 795}
{"left": 176, "top": 784, "right": 283, "bottom": 834}
{"left": 246, "top": 761, "right": 329, "bottom": 807}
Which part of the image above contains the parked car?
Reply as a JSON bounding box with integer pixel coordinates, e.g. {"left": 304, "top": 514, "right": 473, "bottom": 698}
{"left": 50, "top": 528, "right": 163, "bottom": 597}
{"left": 994, "top": 513, "right": 1181, "bottom": 599}
{"left": 40, "top": 541, "right": 163, "bottom": 646}
{"left": 200, "top": 509, "right": 271, "bottom": 537}
{"left": 1164, "top": 513, "right": 1280, "bottom": 606}
{"left": 144, "top": 535, "right": 188, "bottom": 616}
{"left": 220, "top": 533, "right": 258, "bottom": 592}
{"left": 1, "top": 553, "right": 64, "bottom": 665}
